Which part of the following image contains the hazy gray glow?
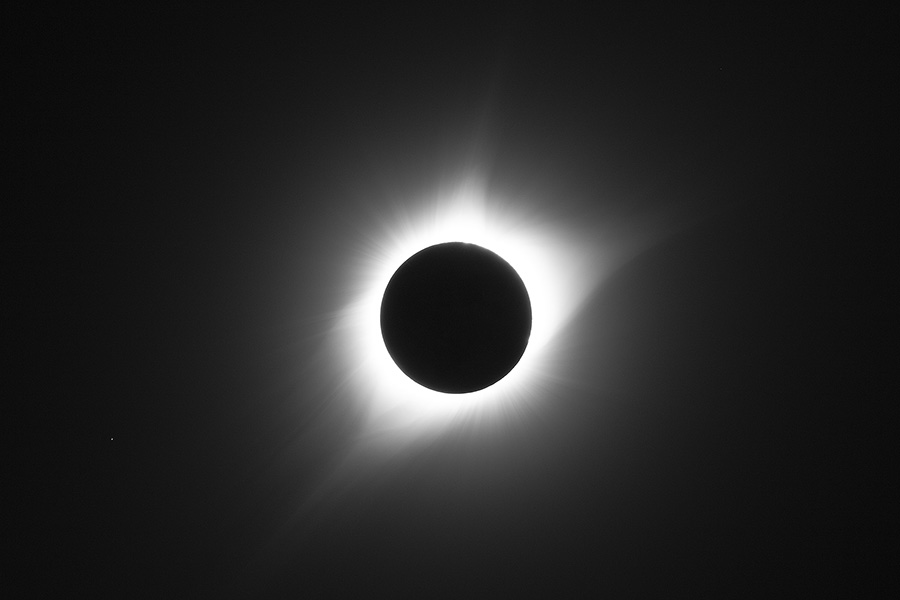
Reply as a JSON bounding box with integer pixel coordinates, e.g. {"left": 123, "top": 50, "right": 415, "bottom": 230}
{"left": 318, "top": 173, "right": 660, "bottom": 450}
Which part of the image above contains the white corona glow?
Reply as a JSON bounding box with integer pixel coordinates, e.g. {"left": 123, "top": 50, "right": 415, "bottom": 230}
{"left": 323, "top": 174, "right": 615, "bottom": 453}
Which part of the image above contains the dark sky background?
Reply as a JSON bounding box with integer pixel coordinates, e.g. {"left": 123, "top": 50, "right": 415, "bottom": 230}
{"left": 9, "top": 5, "right": 891, "bottom": 597}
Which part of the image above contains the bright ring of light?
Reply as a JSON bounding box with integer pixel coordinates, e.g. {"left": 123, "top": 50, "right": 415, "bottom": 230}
{"left": 321, "top": 174, "right": 616, "bottom": 453}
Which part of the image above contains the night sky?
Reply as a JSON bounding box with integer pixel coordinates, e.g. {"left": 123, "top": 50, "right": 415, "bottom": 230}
{"left": 9, "top": 5, "right": 891, "bottom": 597}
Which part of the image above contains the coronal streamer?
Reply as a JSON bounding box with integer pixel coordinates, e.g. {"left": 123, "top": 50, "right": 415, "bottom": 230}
{"left": 320, "top": 174, "right": 620, "bottom": 450}
{"left": 282, "top": 170, "right": 678, "bottom": 524}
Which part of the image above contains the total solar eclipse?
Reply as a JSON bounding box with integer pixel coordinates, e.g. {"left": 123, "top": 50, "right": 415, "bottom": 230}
{"left": 380, "top": 242, "right": 532, "bottom": 394}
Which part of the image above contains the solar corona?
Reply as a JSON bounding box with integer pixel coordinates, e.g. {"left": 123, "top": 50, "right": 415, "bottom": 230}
{"left": 288, "top": 173, "right": 671, "bottom": 523}
{"left": 317, "top": 176, "right": 637, "bottom": 452}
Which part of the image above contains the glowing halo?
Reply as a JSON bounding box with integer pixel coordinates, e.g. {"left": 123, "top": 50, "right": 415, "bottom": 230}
{"left": 321, "top": 174, "right": 614, "bottom": 452}
{"left": 272, "top": 168, "right": 689, "bottom": 532}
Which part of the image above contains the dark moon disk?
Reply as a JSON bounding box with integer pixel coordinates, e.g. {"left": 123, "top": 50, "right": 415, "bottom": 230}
{"left": 380, "top": 242, "right": 532, "bottom": 394}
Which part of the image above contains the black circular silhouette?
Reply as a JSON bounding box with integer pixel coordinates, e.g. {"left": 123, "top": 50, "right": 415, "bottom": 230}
{"left": 380, "top": 242, "right": 532, "bottom": 393}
